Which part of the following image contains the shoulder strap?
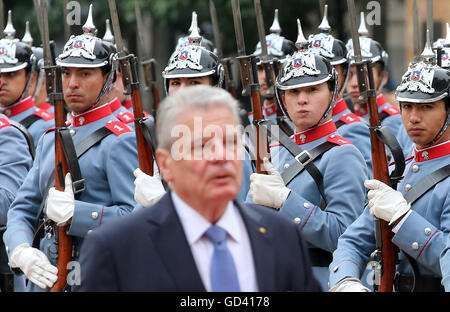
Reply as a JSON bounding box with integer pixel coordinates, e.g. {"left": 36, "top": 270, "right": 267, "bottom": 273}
{"left": 259, "top": 120, "right": 334, "bottom": 208}
{"left": 8, "top": 119, "right": 36, "bottom": 159}
{"left": 404, "top": 164, "right": 450, "bottom": 205}
{"left": 19, "top": 114, "right": 41, "bottom": 129}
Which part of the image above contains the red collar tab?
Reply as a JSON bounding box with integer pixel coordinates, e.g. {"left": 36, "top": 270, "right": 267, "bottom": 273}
{"left": 2, "top": 97, "right": 35, "bottom": 117}
{"left": 294, "top": 121, "right": 337, "bottom": 145}
{"left": 109, "top": 98, "right": 122, "bottom": 113}
{"left": 264, "top": 103, "right": 276, "bottom": 117}
{"left": 414, "top": 141, "right": 450, "bottom": 162}
{"left": 332, "top": 98, "right": 349, "bottom": 116}
{"left": 122, "top": 99, "right": 133, "bottom": 110}
{"left": 377, "top": 94, "right": 388, "bottom": 107}
{"left": 0, "top": 118, "right": 11, "bottom": 130}
{"left": 71, "top": 104, "right": 113, "bottom": 127}
{"left": 354, "top": 105, "right": 367, "bottom": 117}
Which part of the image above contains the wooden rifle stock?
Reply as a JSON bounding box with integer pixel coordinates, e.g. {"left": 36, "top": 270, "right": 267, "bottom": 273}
{"left": 49, "top": 66, "right": 72, "bottom": 292}
{"left": 249, "top": 56, "right": 269, "bottom": 174}
{"left": 120, "top": 55, "right": 154, "bottom": 176}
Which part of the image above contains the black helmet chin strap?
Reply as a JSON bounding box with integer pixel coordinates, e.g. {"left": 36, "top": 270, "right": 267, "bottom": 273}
{"left": 20, "top": 55, "right": 37, "bottom": 100}
{"left": 428, "top": 108, "right": 450, "bottom": 146}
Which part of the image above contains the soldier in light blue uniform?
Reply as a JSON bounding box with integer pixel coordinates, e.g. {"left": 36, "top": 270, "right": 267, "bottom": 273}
{"left": 0, "top": 13, "right": 54, "bottom": 149}
{"left": 0, "top": 113, "right": 34, "bottom": 292}
{"left": 3, "top": 7, "right": 139, "bottom": 291}
{"left": 309, "top": 6, "right": 372, "bottom": 174}
{"left": 329, "top": 40, "right": 450, "bottom": 292}
{"left": 246, "top": 20, "right": 368, "bottom": 291}
{"left": 345, "top": 13, "right": 402, "bottom": 139}
{"left": 133, "top": 15, "right": 253, "bottom": 207}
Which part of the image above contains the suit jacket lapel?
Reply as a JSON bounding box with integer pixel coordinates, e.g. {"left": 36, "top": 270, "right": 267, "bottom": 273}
{"left": 234, "top": 201, "right": 276, "bottom": 292}
{"left": 147, "top": 192, "right": 206, "bottom": 291}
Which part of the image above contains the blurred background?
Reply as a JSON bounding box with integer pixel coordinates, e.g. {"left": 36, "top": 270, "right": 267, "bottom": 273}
{"left": 3, "top": 0, "right": 449, "bottom": 111}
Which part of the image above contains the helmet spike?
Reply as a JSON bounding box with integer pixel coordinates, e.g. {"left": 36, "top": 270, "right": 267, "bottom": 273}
{"left": 318, "top": 4, "right": 331, "bottom": 33}
{"left": 269, "top": 9, "right": 282, "bottom": 34}
{"left": 188, "top": 11, "right": 202, "bottom": 45}
{"left": 102, "top": 19, "right": 115, "bottom": 44}
{"left": 295, "top": 18, "right": 309, "bottom": 51}
{"left": 4, "top": 10, "right": 16, "bottom": 39}
{"left": 421, "top": 29, "right": 435, "bottom": 62}
{"left": 21, "top": 21, "right": 33, "bottom": 46}
{"left": 358, "top": 12, "right": 369, "bottom": 36}
{"left": 82, "top": 4, "right": 97, "bottom": 36}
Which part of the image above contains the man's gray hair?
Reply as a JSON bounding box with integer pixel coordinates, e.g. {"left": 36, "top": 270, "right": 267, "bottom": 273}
{"left": 156, "top": 85, "right": 242, "bottom": 150}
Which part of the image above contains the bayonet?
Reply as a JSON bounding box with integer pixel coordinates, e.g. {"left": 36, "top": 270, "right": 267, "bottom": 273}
{"left": 136, "top": 3, "right": 160, "bottom": 116}
{"left": 0, "top": 0, "right": 4, "bottom": 38}
{"left": 232, "top": 0, "right": 252, "bottom": 96}
{"left": 253, "top": 0, "right": 275, "bottom": 98}
{"left": 426, "top": 0, "right": 433, "bottom": 43}
{"left": 413, "top": 0, "right": 420, "bottom": 61}
{"left": 209, "top": 0, "right": 223, "bottom": 59}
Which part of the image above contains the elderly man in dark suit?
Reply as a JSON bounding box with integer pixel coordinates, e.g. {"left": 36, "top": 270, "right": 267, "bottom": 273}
{"left": 77, "top": 85, "right": 321, "bottom": 292}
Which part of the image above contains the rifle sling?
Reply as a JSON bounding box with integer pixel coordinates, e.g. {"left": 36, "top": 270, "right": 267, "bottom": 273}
{"left": 373, "top": 126, "right": 405, "bottom": 188}
{"left": 19, "top": 114, "right": 41, "bottom": 129}
{"left": 32, "top": 126, "right": 113, "bottom": 249}
{"left": 139, "top": 117, "right": 169, "bottom": 190}
{"left": 8, "top": 119, "right": 36, "bottom": 160}
{"left": 259, "top": 120, "right": 335, "bottom": 209}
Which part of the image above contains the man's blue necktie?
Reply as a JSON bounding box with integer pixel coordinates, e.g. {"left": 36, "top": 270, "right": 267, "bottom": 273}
{"left": 204, "top": 225, "right": 241, "bottom": 292}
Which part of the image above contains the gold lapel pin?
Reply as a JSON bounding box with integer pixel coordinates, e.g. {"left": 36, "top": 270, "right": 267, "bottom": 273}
{"left": 259, "top": 227, "right": 267, "bottom": 234}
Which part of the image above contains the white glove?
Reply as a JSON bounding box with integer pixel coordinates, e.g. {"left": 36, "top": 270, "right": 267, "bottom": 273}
{"left": 10, "top": 243, "right": 58, "bottom": 289}
{"left": 250, "top": 157, "right": 291, "bottom": 209}
{"left": 365, "top": 179, "right": 411, "bottom": 225}
{"left": 329, "top": 277, "right": 370, "bottom": 292}
{"left": 46, "top": 173, "right": 75, "bottom": 226}
{"left": 133, "top": 166, "right": 166, "bottom": 207}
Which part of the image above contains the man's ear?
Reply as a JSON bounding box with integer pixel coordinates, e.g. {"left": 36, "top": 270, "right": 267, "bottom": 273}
{"left": 156, "top": 149, "right": 172, "bottom": 182}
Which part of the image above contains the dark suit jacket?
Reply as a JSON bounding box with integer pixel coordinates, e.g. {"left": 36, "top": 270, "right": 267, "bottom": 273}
{"left": 76, "top": 192, "right": 321, "bottom": 292}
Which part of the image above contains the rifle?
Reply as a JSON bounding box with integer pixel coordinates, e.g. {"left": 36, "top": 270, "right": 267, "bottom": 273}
{"left": 209, "top": 0, "right": 237, "bottom": 99}
{"left": 253, "top": 0, "right": 275, "bottom": 98}
{"left": 40, "top": 0, "right": 72, "bottom": 292}
{"left": 347, "top": 0, "right": 397, "bottom": 292}
{"left": 231, "top": 0, "right": 269, "bottom": 174}
{"left": 108, "top": 0, "right": 154, "bottom": 176}
{"left": 135, "top": 3, "right": 160, "bottom": 118}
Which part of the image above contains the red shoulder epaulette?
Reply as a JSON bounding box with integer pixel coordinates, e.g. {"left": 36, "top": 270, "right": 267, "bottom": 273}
{"left": 327, "top": 134, "right": 353, "bottom": 146}
{"left": 33, "top": 109, "right": 54, "bottom": 121}
{"left": 0, "top": 118, "right": 11, "bottom": 130}
{"left": 37, "top": 102, "right": 52, "bottom": 111}
{"left": 382, "top": 106, "right": 400, "bottom": 116}
{"left": 116, "top": 111, "right": 134, "bottom": 124}
{"left": 339, "top": 113, "right": 361, "bottom": 125}
{"left": 105, "top": 121, "right": 132, "bottom": 136}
